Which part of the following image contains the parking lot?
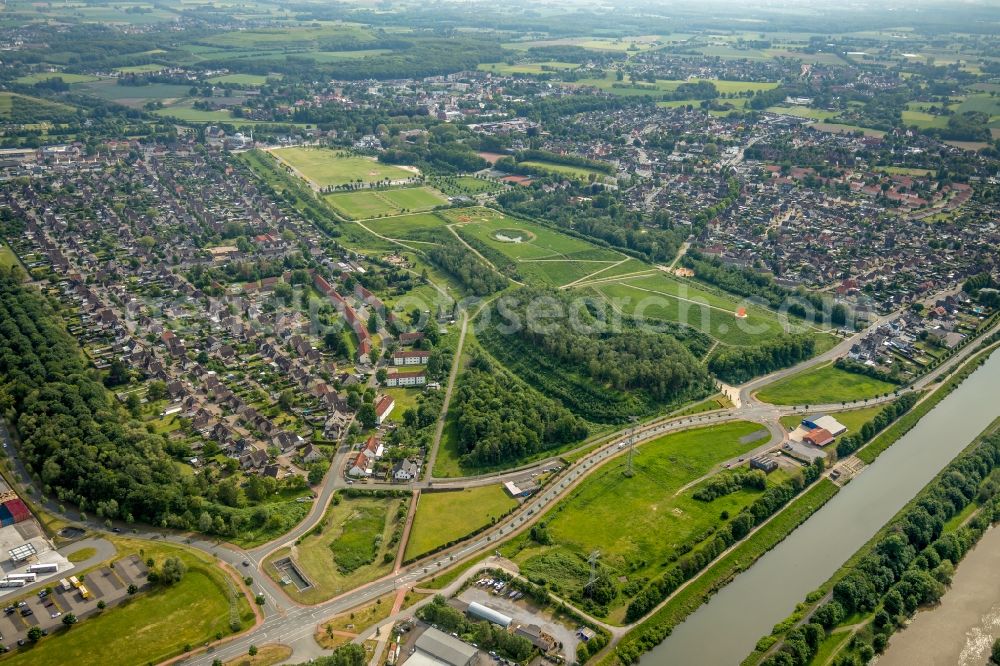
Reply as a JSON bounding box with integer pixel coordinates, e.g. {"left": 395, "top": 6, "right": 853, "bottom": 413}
{"left": 0, "top": 555, "right": 148, "bottom": 649}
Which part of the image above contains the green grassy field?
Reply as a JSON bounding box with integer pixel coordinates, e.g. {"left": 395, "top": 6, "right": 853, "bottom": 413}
{"left": 756, "top": 362, "right": 897, "bottom": 406}
{"left": 271, "top": 148, "right": 416, "bottom": 188}
{"left": 0, "top": 242, "right": 21, "bottom": 271}
{"left": 115, "top": 63, "right": 166, "bottom": 73}
{"left": 502, "top": 421, "right": 774, "bottom": 620}
{"left": 325, "top": 186, "right": 448, "bottom": 219}
{"left": 609, "top": 479, "right": 840, "bottom": 662}
{"left": 5, "top": 538, "right": 255, "bottom": 666}
{"left": 563, "top": 74, "right": 778, "bottom": 97}
{"left": 360, "top": 211, "right": 449, "bottom": 240}
{"left": 14, "top": 72, "right": 100, "bottom": 85}
{"left": 591, "top": 273, "right": 789, "bottom": 347}
{"left": 264, "top": 494, "right": 403, "bottom": 604}
{"left": 446, "top": 207, "right": 625, "bottom": 287}
{"left": 477, "top": 61, "right": 580, "bottom": 75}
{"left": 154, "top": 103, "right": 235, "bottom": 122}
{"left": 404, "top": 486, "right": 518, "bottom": 560}
{"left": 780, "top": 404, "right": 886, "bottom": 434}
{"left": 519, "top": 159, "right": 611, "bottom": 181}
{"left": 206, "top": 73, "right": 271, "bottom": 85}
{"left": 430, "top": 175, "right": 503, "bottom": 196}
{"left": 765, "top": 105, "right": 839, "bottom": 120}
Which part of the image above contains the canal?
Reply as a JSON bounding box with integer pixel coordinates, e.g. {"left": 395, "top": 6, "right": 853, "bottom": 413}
{"left": 643, "top": 350, "right": 1000, "bottom": 665}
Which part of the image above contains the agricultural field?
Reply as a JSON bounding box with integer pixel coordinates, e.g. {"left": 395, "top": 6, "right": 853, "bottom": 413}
{"left": 206, "top": 73, "right": 272, "bottom": 85}
{"left": 404, "top": 485, "right": 518, "bottom": 561}
{"left": 73, "top": 80, "right": 192, "bottom": 107}
{"left": 153, "top": 102, "right": 235, "bottom": 122}
{"left": 3, "top": 539, "right": 255, "bottom": 666}
{"left": 0, "top": 92, "right": 76, "bottom": 119}
{"left": 590, "top": 272, "right": 790, "bottom": 347}
{"left": 263, "top": 493, "right": 405, "bottom": 604}
{"left": 504, "top": 35, "right": 663, "bottom": 52}
{"left": 115, "top": 63, "right": 166, "bottom": 74}
{"left": 324, "top": 186, "right": 448, "bottom": 220}
{"left": 445, "top": 207, "right": 627, "bottom": 287}
{"left": 477, "top": 61, "right": 580, "bottom": 75}
{"left": 271, "top": 148, "right": 417, "bottom": 188}
{"left": 562, "top": 73, "right": 778, "bottom": 97}
{"left": 756, "top": 361, "right": 898, "bottom": 406}
{"left": 501, "top": 420, "right": 777, "bottom": 622}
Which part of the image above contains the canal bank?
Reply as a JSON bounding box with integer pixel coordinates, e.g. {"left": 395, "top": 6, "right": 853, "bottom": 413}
{"left": 641, "top": 350, "right": 1000, "bottom": 666}
{"left": 878, "top": 522, "right": 1000, "bottom": 666}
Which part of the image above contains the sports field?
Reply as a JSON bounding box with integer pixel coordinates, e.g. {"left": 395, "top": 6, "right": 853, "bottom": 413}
{"left": 756, "top": 361, "right": 898, "bottom": 405}
{"left": 271, "top": 148, "right": 416, "bottom": 188}
{"left": 325, "top": 186, "right": 448, "bottom": 219}
{"left": 590, "top": 272, "right": 789, "bottom": 346}
{"left": 502, "top": 420, "right": 777, "bottom": 621}
{"left": 445, "top": 207, "right": 627, "bottom": 287}
{"left": 404, "top": 485, "right": 518, "bottom": 561}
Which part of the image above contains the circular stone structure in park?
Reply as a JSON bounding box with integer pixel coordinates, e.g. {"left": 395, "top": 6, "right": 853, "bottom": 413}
{"left": 492, "top": 228, "right": 536, "bottom": 243}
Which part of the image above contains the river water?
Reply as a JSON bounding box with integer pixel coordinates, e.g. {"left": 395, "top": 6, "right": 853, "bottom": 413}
{"left": 643, "top": 351, "right": 1000, "bottom": 666}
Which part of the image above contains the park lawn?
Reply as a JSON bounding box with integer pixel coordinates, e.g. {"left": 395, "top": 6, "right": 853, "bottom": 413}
{"left": 325, "top": 187, "right": 447, "bottom": 220}
{"left": 14, "top": 72, "right": 99, "bottom": 85}
{"left": 430, "top": 175, "right": 503, "bottom": 196}
{"left": 756, "top": 362, "right": 897, "bottom": 406}
{"left": 265, "top": 494, "right": 404, "bottom": 604}
{"left": 519, "top": 159, "right": 610, "bottom": 181}
{"left": 404, "top": 486, "right": 518, "bottom": 561}
{"left": 503, "top": 421, "right": 773, "bottom": 617}
{"left": 360, "top": 211, "right": 449, "bottom": 240}
{"left": 446, "top": 208, "right": 612, "bottom": 261}
{"left": 271, "top": 148, "right": 415, "bottom": 188}
{"left": 591, "top": 274, "right": 788, "bottom": 347}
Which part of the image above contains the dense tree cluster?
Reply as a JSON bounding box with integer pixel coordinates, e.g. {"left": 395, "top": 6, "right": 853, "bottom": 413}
{"left": 0, "top": 269, "right": 182, "bottom": 524}
{"left": 708, "top": 335, "right": 817, "bottom": 384}
{"left": 478, "top": 287, "right": 713, "bottom": 422}
{"left": 293, "top": 643, "right": 366, "bottom": 666}
{"left": 765, "top": 430, "right": 1000, "bottom": 666}
{"left": 452, "top": 356, "right": 588, "bottom": 467}
{"left": 425, "top": 239, "right": 508, "bottom": 296}
{"left": 835, "top": 392, "right": 918, "bottom": 457}
{"left": 692, "top": 468, "right": 767, "bottom": 502}
{"left": 622, "top": 462, "right": 824, "bottom": 629}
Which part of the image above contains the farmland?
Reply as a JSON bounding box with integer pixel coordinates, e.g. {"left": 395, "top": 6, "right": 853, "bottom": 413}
{"left": 13, "top": 72, "right": 99, "bottom": 85}
{"left": 270, "top": 148, "right": 417, "bottom": 188}
{"left": 325, "top": 186, "right": 448, "bottom": 219}
{"left": 501, "top": 421, "right": 777, "bottom": 622}
{"left": 756, "top": 361, "right": 898, "bottom": 405}
{"left": 263, "top": 493, "right": 405, "bottom": 604}
{"left": 404, "top": 486, "right": 518, "bottom": 561}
